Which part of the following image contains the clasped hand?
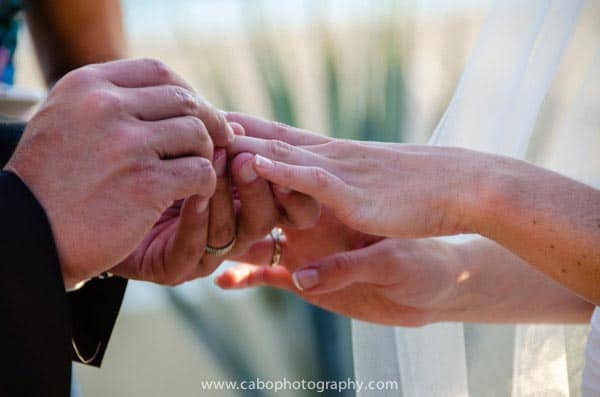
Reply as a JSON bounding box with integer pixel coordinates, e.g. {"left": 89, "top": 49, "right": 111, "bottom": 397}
{"left": 3, "top": 57, "right": 486, "bottom": 328}
{"left": 5, "top": 59, "right": 319, "bottom": 289}
{"left": 12, "top": 59, "right": 589, "bottom": 329}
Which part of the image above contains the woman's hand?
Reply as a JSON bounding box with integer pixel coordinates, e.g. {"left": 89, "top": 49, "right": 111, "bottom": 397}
{"left": 228, "top": 113, "right": 600, "bottom": 306}
{"left": 227, "top": 113, "right": 486, "bottom": 239}
{"left": 220, "top": 236, "right": 462, "bottom": 326}
{"left": 219, "top": 236, "right": 594, "bottom": 326}
{"left": 227, "top": 206, "right": 382, "bottom": 272}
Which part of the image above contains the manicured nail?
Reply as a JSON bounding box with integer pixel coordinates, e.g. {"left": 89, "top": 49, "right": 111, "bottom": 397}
{"left": 196, "top": 199, "right": 209, "bottom": 214}
{"left": 213, "top": 150, "right": 227, "bottom": 177}
{"left": 239, "top": 159, "right": 258, "bottom": 184}
{"left": 292, "top": 268, "right": 319, "bottom": 291}
{"left": 254, "top": 155, "right": 274, "bottom": 170}
{"left": 274, "top": 184, "right": 291, "bottom": 194}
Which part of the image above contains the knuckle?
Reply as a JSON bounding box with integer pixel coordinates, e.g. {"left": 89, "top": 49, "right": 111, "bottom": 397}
{"left": 58, "top": 66, "right": 99, "bottom": 90}
{"left": 139, "top": 162, "right": 163, "bottom": 187}
{"left": 328, "top": 140, "right": 350, "bottom": 157}
{"left": 143, "top": 58, "right": 172, "bottom": 81}
{"left": 329, "top": 254, "right": 351, "bottom": 276}
{"left": 268, "top": 140, "right": 294, "bottom": 159}
{"left": 87, "top": 89, "right": 124, "bottom": 114}
{"left": 185, "top": 116, "right": 209, "bottom": 138}
{"left": 269, "top": 120, "right": 291, "bottom": 137}
{"left": 311, "top": 167, "right": 331, "bottom": 189}
{"left": 204, "top": 106, "right": 228, "bottom": 136}
{"left": 128, "top": 161, "right": 165, "bottom": 199}
{"left": 194, "top": 158, "right": 217, "bottom": 192}
{"left": 173, "top": 86, "right": 199, "bottom": 113}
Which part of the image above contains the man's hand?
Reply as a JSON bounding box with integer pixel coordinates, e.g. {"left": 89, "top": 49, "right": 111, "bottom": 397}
{"left": 110, "top": 126, "right": 321, "bottom": 286}
{"left": 5, "top": 59, "right": 233, "bottom": 289}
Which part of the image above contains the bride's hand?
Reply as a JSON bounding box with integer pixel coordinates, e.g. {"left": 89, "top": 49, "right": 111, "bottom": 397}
{"left": 225, "top": 206, "right": 381, "bottom": 271}
{"left": 218, "top": 235, "right": 462, "bottom": 326}
{"left": 219, "top": 234, "right": 595, "bottom": 325}
{"left": 227, "top": 113, "right": 487, "bottom": 239}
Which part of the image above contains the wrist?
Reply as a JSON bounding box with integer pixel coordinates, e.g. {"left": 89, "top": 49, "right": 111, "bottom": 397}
{"left": 430, "top": 240, "right": 483, "bottom": 323}
{"left": 454, "top": 152, "right": 522, "bottom": 238}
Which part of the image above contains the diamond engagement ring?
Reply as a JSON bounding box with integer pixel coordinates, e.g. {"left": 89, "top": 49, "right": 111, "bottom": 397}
{"left": 269, "top": 227, "right": 284, "bottom": 266}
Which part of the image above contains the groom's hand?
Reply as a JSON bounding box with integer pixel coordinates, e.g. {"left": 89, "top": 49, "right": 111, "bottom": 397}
{"left": 5, "top": 59, "right": 230, "bottom": 289}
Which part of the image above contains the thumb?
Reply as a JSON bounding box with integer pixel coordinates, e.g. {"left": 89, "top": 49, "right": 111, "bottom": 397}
{"left": 291, "top": 239, "right": 397, "bottom": 294}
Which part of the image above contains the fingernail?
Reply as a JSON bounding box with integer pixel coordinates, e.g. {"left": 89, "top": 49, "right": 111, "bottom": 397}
{"left": 254, "top": 155, "right": 274, "bottom": 169}
{"left": 213, "top": 150, "right": 227, "bottom": 177}
{"left": 196, "top": 199, "right": 209, "bottom": 214}
{"left": 274, "top": 184, "right": 291, "bottom": 194}
{"left": 239, "top": 159, "right": 258, "bottom": 184}
{"left": 292, "top": 268, "right": 319, "bottom": 291}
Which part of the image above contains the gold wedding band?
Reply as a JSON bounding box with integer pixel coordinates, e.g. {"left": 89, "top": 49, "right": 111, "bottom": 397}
{"left": 205, "top": 236, "right": 237, "bottom": 257}
{"left": 269, "top": 227, "right": 284, "bottom": 267}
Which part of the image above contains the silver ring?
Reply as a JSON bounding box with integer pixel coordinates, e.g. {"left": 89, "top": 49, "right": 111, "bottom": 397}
{"left": 269, "top": 228, "right": 284, "bottom": 267}
{"left": 205, "top": 236, "right": 237, "bottom": 257}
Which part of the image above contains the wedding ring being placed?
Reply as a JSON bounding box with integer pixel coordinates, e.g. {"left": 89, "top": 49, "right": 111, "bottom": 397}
{"left": 269, "top": 227, "right": 284, "bottom": 267}
{"left": 205, "top": 236, "right": 237, "bottom": 257}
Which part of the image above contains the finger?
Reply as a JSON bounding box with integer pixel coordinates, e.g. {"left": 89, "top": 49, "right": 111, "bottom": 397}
{"left": 228, "top": 136, "right": 326, "bottom": 166}
{"left": 231, "top": 235, "right": 290, "bottom": 268}
{"left": 202, "top": 150, "right": 237, "bottom": 273}
{"left": 272, "top": 185, "right": 321, "bottom": 229}
{"left": 215, "top": 263, "right": 295, "bottom": 291}
{"left": 97, "top": 58, "right": 194, "bottom": 89}
{"left": 290, "top": 241, "right": 397, "bottom": 293}
{"left": 143, "top": 116, "right": 213, "bottom": 160}
{"left": 230, "top": 122, "right": 246, "bottom": 136}
{"left": 227, "top": 112, "right": 330, "bottom": 146}
{"left": 95, "top": 59, "right": 234, "bottom": 146}
{"left": 230, "top": 153, "right": 279, "bottom": 252}
{"left": 252, "top": 155, "right": 344, "bottom": 209}
{"left": 158, "top": 157, "right": 217, "bottom": 200}
{"left": 125, "top": 85, "right": 218, "bottom": 122}
{"left": 164, "top": 195, "right": 210, "bottom": 284}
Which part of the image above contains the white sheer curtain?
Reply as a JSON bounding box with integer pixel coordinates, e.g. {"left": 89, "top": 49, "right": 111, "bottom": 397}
{"left": 352, "top": 1, "right": 598, "bottom": 395}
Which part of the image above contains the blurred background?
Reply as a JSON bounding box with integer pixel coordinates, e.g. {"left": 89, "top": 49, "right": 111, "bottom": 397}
{"left": 9, "top": 0, "right": 600, "bottom": 396}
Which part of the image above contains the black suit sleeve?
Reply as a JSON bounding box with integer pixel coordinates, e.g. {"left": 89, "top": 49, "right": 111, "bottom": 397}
{"left": 0, "top": 121, "right": 127, "bottom": 395}
{"left": 0, "top": 170, "right": 72, "bottom": 396}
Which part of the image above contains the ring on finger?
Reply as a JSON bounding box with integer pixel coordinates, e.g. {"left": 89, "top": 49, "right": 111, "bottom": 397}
{"left": 269, "top": 227, "right": 284, "bottom": 267}
{"left": 205, "top": 236, "right": 237, "bottom": 257}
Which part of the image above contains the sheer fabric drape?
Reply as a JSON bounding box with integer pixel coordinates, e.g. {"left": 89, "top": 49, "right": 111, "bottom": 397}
{"left": 352, "top": 1, "right": 599, "bottom": 395}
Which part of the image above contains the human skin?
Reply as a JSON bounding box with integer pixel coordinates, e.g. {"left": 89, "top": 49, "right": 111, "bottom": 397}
{"left": 112, "top": 148, "right": 321, "bottom": 286}
{"left": 24, "top": 0, "right": 126, "bottom": 85}
{"left": 11, "top": 7, "right": 321, "bottom": 287}
{"left": 5, "top": 59, "right": 234, "bottom": 289}
{"left": 226, "top": 113, "right": 600, "bottom": 307}
{"left": 218, "top": 210, "right": 593, "bottom": 326}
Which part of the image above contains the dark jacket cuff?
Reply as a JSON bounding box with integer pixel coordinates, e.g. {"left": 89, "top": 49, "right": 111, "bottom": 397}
{"left": 69, "top": 276, "right": 128, "bottom": 366}
{"left": 0, "top": 170, "right": 72, "bottom": 396}
{"left": 0, "top": 121, "right": 128, "bottom": 371}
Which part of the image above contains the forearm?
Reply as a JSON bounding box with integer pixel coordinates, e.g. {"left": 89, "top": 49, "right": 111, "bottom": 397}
{"left": 463, "top": 155, "right": 600, "bottom": 306}
{"left": 441, "top": 237, "right": 594, "bottom": 324}
{"left": 24, "top": 0, "right": 125, "bottom": 86}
